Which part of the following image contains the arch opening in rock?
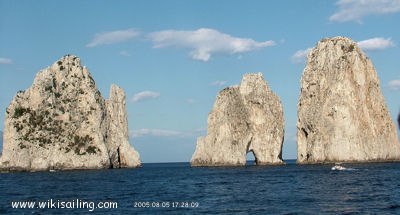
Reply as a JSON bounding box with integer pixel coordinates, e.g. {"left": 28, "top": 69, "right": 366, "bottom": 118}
{"left": 246, "top": 150, "right": 257, "bottom": 166}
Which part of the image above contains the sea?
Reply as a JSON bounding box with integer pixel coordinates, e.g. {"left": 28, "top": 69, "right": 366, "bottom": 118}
{"left": 1, "top": 160, "right": 400, "bottom": 214}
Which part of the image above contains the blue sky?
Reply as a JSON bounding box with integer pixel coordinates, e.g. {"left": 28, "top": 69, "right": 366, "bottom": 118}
{"left": 1, "top": 0, "right": 400, "bottom": 163}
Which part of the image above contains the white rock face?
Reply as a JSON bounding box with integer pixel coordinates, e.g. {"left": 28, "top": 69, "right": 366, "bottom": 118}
{"left": 0, "top": 55, "right": 141, "bottom": 171}
{"left": 297, "top": 36, "right": 400, "bottom": 163}
{"left": 105, "top": 85, "right": 141, "bottom": 168}
{"left": 191, "top": 73, "right": 284, "bottom": 166}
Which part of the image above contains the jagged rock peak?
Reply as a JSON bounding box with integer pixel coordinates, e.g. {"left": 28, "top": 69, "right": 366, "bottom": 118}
{"left": 191, "top": 72, "right": 284, "bottom": 166}
{"left": 297, "top": 36, "right": 400, "bottom": 164}
{"left": 56, "top": 54, "right": 81, "bottom": 65}
{"left": 50, "top": 55, "right": 83, "bottom": 75}
{"left": 0, "top": 55, "right": 141, "bottom": 171}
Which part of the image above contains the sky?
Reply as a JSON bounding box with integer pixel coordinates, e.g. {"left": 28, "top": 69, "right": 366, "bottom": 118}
{"left": 0, "top": 0, "right": 400, "bottom": 163}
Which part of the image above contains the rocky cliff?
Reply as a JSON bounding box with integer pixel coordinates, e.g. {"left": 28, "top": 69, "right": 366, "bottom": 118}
{"left": 0, "top": 55, "right": 141, "bottom": 171}
{"left": 297, "top": 36, "right": 400, "bottom": 163}
{"left": 191, "top": 73, "right": 284, "bottom": 166}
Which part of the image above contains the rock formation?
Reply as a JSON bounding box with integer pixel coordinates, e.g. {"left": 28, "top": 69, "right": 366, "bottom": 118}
{"left": 105, "top": 85, "right": 141, "bottom": 168}
{"left": 0, "top": 55, "right": 141, "bottom": 171}
{"left": 297, "top": 36, "right": 400, "bottom": 163}
{"left": 191, "top": 73, "right": 284, "bottom": 166}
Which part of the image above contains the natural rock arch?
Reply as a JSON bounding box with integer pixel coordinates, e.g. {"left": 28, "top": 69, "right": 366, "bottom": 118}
{"left": 191, "top": 73, "right": 284, "bottom": 166}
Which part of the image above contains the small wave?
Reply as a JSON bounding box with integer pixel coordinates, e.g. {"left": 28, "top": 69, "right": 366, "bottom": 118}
{"left": 331, "top": 165, "right": 357, "bottom": 171}
{"left": 389, "top": 204, "right": 400, "bottom": 210}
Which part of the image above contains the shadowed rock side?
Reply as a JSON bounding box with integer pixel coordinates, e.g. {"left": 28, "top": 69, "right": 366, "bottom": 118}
{"left": 191, "top": 73, "right": 284, "bottom": 166}
{"left": 397, "top": 112, "right": 400, "bottom": 130}
{"left": 0, "top": 55, "right": 140, "bottom": 171}
{"left": 297, "top": 37, "right": 400, "bottom": 164}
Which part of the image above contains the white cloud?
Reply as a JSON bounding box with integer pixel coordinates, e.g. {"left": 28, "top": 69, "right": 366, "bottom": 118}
{"left": 210, "top": 80, "right": 227, "bottom": 86}
{"left": 330, "top": 0, "right": 400, "bottom": 23}
{"left": 149, "top": 28, "right": 275, "bottom": 61}
{"left": 357, "top": 37, "right": 395, "bottom": 51}
{"left": 186, "top": 98, "right": 196, "bottom": 104}
{"left": 194, "top": 127, "right": 206, "bottom": 133}
{"left": 130, "top": 128, "right": 206, "bottom": 138}
{"left": 130, "top": 129, "right": 183, "bottom": 138}
{"left": 86, "top": 29, "right": 140, "bottom": 47}
{"left": 119, "top": 51, "right": 131, "bottom": 56}
{"left": 388, "top": 79, "right": 400, "bottom": 90}
{"left": 132, "top": 91, "right": 160, "bottom": 103}
{"left": 291, "top": 48, "right": 312, "bottom": 64}
{"left": 0, "top": 58, "right": 12, "bottom": 64}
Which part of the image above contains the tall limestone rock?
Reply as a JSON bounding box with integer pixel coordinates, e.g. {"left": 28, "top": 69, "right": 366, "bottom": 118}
{"left": 297, "top": 36, "right": 400, "bottom": 163}
{"left": 191, "top": 73, "right": 284, "bottom": 166}
{"left": 0, "top": 55, "right": 141, "bottom": 171}
{"left": 105, "top": 85, "right": 140, "bottom": 168}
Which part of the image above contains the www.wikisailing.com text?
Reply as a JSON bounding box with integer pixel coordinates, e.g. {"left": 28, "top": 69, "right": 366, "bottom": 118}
{"left": 11, "top": 199, "right": 117, "bottom": 212}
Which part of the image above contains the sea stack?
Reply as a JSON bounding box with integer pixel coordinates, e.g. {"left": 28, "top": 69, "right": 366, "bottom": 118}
{"left": 191, "top": 73, "right": 284, "bottom": 166}
{"left": 0, "top": 55, "right": 141, "bottom": 171}
{"left": 297, "top": 36, "right": 400, "bottom": 163}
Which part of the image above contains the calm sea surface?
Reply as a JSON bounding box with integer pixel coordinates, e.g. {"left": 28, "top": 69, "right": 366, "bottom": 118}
{"left": 1, "top": 160, "right": 400, "bottom": 214}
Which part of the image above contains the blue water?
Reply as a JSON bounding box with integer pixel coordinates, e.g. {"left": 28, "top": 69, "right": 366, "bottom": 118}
{"left": 1, "top": 160, "right": 400, "bottom": 214}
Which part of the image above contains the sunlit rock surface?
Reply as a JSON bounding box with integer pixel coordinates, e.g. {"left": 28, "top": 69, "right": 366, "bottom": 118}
{"left": 297, "top": 37, "right": 400, "bottom": 164}
{"left": 191, "top": 73, "right": 284, "bottom": 166}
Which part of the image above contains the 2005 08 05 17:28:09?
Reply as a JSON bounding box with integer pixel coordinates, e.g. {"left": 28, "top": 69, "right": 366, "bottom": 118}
{"left": 133, "top": 201, "right": 200, "bottom": 208}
